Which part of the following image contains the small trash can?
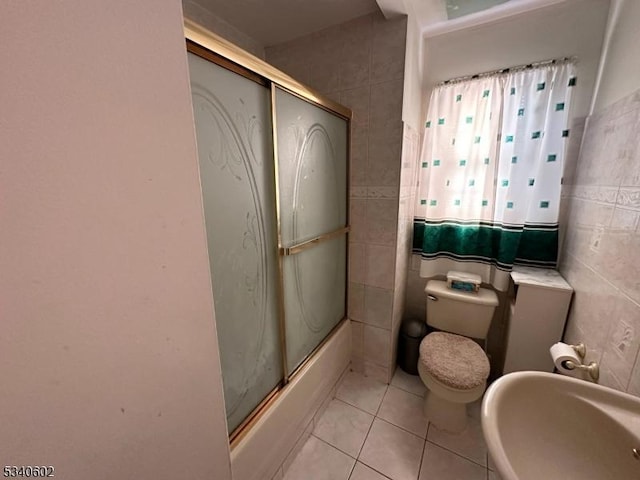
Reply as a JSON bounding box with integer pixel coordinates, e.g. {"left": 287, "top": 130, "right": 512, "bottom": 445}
{"left": 397, "top": 318, "right": 428, "bottom": 375}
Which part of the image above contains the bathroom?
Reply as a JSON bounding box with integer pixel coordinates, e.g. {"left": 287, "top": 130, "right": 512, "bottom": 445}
{"left": 2, "top": 0, "right": 639, "bottom": 479}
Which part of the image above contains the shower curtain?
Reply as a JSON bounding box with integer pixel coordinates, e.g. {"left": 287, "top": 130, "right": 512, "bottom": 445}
{"left": 413, "top": 63, "right": 576, "bottom": 290}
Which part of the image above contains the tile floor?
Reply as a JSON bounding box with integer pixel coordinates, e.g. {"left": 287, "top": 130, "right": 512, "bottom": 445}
{"left": 282, "top": 368, "right": 501, "bottom": 480}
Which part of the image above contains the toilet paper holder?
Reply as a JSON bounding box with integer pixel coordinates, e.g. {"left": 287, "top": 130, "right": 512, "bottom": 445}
{"left": 569, "top": 342, "right": 586, "bottom": 360}
{"left": 561, "top": 343, "right": 600, "bottom": 382}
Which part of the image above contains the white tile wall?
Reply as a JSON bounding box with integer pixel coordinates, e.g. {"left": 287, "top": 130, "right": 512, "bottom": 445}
{"left": 560, "top": 87, "right": 640, "bottom": 395}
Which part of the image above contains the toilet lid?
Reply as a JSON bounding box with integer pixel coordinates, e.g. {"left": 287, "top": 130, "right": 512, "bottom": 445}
{"left": 419, "top": 332, "right": 490, "bottom": 390}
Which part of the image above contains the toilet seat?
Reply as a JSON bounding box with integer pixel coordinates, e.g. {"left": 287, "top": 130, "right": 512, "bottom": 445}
{"left": 419, "top": 332, "right": 490, "bottom": 390}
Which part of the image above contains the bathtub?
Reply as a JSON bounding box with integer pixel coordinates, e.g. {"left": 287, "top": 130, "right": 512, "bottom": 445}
{"left": 230, "top": 319, "right": 352, "bottom": 480}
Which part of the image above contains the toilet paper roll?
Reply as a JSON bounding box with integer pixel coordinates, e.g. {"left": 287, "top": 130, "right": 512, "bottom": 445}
{"left": 550, "top": 342, "right": 581, "bottom": 377}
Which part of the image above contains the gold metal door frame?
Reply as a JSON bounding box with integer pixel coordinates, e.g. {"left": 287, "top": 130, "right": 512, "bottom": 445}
{"left": 185, "top": 19, "right": 351, "bottom": 119}
{"left": 185, "top": 20, "right": 352, "bottom": 447}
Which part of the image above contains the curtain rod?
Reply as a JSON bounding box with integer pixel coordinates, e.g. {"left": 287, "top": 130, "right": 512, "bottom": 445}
{"left": 439, "top": 56, "right": 577, "bottom": 86}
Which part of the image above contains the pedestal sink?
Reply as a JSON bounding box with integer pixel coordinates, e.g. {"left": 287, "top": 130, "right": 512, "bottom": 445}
{"left": 481, "top": 371, "right": 640, "bottom": 480}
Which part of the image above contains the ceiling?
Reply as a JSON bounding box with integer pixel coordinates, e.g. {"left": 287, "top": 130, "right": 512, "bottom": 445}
{"left": 193, "top": 0, "right": 380, "bottom": 47}
{"left": 190, "top": 0, "right": 561, "bottom": 47}
{"left": 445, "top": 0, "right": 510, "bottom": 19}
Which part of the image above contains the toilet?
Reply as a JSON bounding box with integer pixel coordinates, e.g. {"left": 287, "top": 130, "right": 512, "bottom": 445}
{"left": 418, "top": 279, "right": 499, "bottom": 433}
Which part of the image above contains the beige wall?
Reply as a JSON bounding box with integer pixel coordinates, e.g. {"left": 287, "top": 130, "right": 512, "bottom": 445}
{"left": 560, "top": 0, "right": 640, "bottom": 394}
{"left": 266, "top": 12, "right": 408, "bottom": 383}
{"left": 391, "top": 124, "right": 421, "bottom": 370}
{"left": 405, "top": 0, "right": 611, "bottom": 374}
{"left": 401, "top": 15, "right": 424, "bottom": 131}
{"left": 593, "top": 0, "right": 640, "bottom": 111}
{"left": 182, "top": 0, "right": 266, "bottom": 59}
{"left": 421, "top": 0, "right": 609, "bottom": 120}
{"left": 0, "top": 2, "right": 232, "bottom": 478}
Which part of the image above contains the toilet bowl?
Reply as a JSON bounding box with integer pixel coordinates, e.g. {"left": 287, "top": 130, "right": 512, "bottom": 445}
{"left": 418, "top": 279, "right": 498, "bottom": 433}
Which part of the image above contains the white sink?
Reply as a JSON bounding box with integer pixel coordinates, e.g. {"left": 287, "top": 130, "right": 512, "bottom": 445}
{"left": 482, "top": 371, "right": 640, "bottom": 480}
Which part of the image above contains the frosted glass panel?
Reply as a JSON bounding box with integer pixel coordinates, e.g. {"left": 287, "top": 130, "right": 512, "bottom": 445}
{"left": 188, "top": 53, "right": 282, "bottom": 433}
{"left": 275, "top": 88, "right": 348, "bottom": 245}
{"left": 283, "top": 235, "right": 347, "bottom": 372}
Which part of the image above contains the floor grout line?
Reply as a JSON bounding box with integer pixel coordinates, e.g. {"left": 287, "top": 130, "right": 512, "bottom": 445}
{"left": 387, "top": 381, "right": 427, "bottom": 399}
{"left": 311, "top": 433, "right": 358, "bottom": 461}
{"left": 312, "top": 419, "right": 395, "bottom": 480}
{"left": 331, "top": 396, "right": 375, "bottom": 417}
{"left": 388, "top": 369, "right": 428, "bottom": 396}
{"left": 373, "top": 385, "right": 389, "bottom": 416}
{"left": 425, "top": 439, "right": 488, "bottom": 469}
{"left": 355, "top": 460, "right": 395, "bottom": 480}
{"left": 334, "top": 392, "right": 385, "bottom": 418}
{"left": 416, "top": 422, "right": 429, "bottom": 479}
{"left": 312, "top": 370, "right": 489, "bottom": 480}
{"left": 355, "top": 409, "right": 376, "bottom": 460}
{"left": 332, "top": 396, "right": 378, "bottom": 418}
{"left": 373, "top": 415, "right": 428, "bottom": 441}
{"left": 345, "top": 453, "right": 358, "bottom": 480}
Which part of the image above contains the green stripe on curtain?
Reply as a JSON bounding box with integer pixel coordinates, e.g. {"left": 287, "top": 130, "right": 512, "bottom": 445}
{"left": 412, "top": 221, "right": 558, "bottom": 269}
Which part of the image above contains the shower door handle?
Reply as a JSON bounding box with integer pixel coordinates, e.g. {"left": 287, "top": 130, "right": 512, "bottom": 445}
{"left": 280, "top": 226, "right": 350, "bottom": 256}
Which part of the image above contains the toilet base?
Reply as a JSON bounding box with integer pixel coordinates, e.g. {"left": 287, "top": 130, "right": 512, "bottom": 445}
{"left": 423, "top": 390, "right": 468, "bottom": 433}
{"left": 417, "top": 361, "right": 485, "bottom": 434}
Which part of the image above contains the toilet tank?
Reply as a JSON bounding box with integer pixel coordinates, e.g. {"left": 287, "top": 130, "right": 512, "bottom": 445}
{"left": 425, "top": 280, "right": 499, "bottom": 339}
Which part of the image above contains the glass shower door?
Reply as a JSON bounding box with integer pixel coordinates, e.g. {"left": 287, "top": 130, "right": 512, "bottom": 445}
{"left": 274, "top": 87, "right": 349, "bottom": 373}
{"left": 188, "top": 52, "right": 283, "bottom": 433}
